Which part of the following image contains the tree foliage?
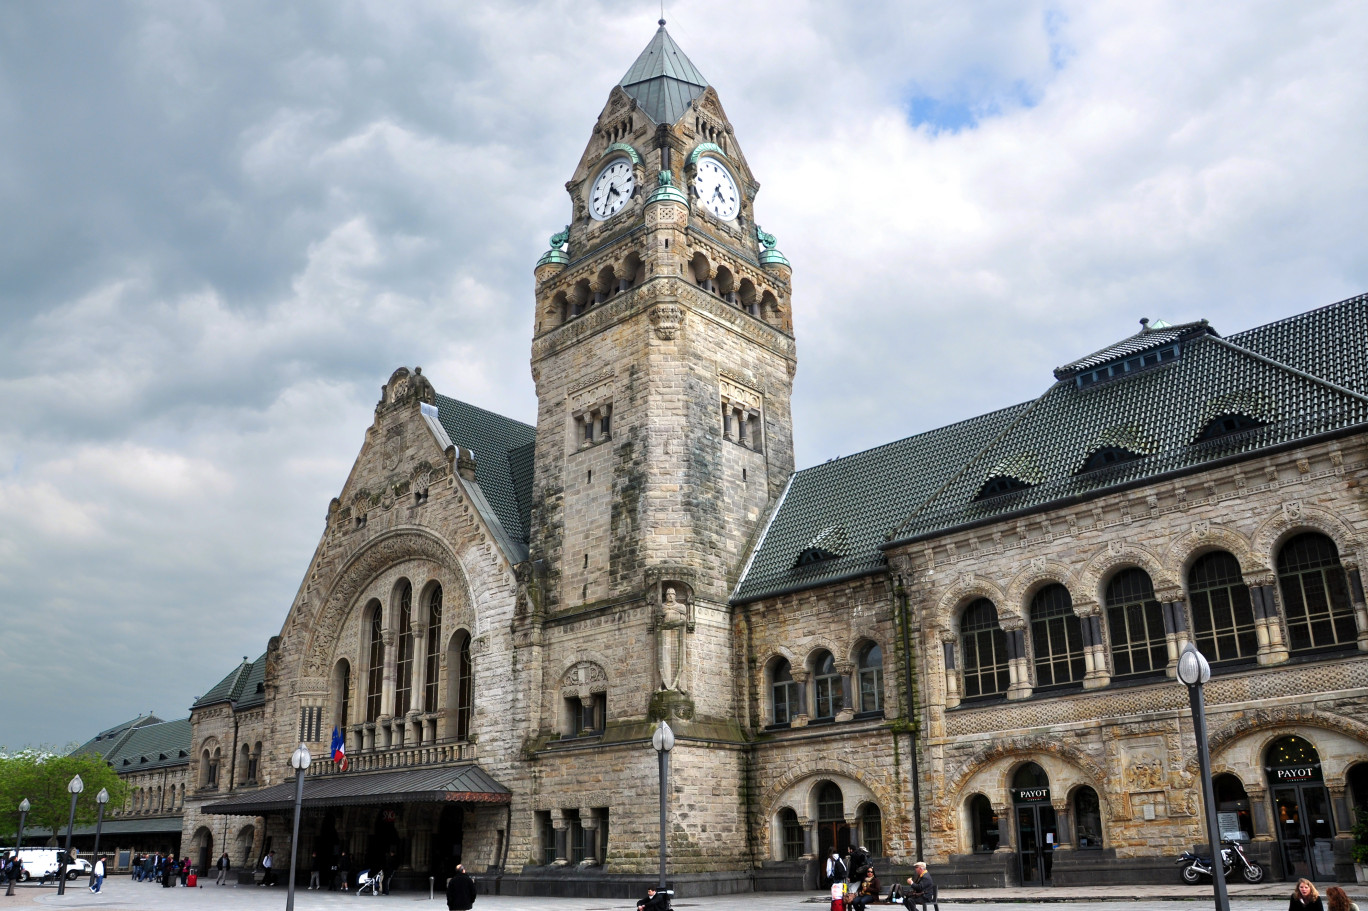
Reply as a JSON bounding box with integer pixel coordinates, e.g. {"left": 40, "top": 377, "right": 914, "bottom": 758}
{"left": 0, "top": 749, "right": 127, "bottom": 843}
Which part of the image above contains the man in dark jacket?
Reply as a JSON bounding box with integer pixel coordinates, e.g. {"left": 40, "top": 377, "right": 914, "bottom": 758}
{"left": 905, "top": 862, "right": 937, "bottom": 911}
{"left": 636, "top": 886, "right": 670, "bottom": 911}
{"left": 445, "top": 864, "right": 477, "bottom": 911}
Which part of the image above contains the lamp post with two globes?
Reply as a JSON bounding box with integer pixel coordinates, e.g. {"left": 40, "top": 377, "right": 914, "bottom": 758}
{"left": 285, "top": 744, "right": 311, "bottom": 911}
{"left": 1176, "top": 641, "right": 1229, "bottom": 911}
{"left": 5, "top": 798, "right": 29, "bottom": 897}
{"left": 56, "top": 774, "right": 83, "bottom": 895}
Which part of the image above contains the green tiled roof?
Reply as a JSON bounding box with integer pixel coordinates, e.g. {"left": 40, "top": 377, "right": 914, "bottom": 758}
{"left": 104, "top": 719, "right": 192, "bottom": 772}
{"left": 193, "top": 654, "right": 266, "bottom": 709}
{"left": 736, "top": 293, "right": 1368, "bottom": 602}
{"left": 619, "top": 23, "right": 708, "bottom": 126}
{"left": 732, "top": 403, "right": 1030, "bottom": 602}
{"left": 433, "top": 395, "right": 536, "bottom": 550}
{"left": 71, "top": 715, "right": 162, "bottom": 760}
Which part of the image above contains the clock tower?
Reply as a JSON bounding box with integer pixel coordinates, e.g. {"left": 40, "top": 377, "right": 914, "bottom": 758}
{"left": 515, "top": 21, "right": 797, "bottom": 874}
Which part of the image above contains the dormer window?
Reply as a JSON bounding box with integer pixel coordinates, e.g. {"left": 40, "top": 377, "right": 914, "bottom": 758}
{"left": 1196, "top": 412, "right": 1265, "bottom": 441}
{"left": 1075, "top": 344, "right": 1180, "bottom": 388}
{"left": 1078, "top": 446, "right": 1142, "bottom": 473}
{"left": 975, "top": 475, "right": 1031, "bottom": 500}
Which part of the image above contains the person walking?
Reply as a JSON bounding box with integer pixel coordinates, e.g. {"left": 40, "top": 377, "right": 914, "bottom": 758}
{"left": 822, "top": 849, "right": 847, "bottom": 889}
{"left": 309, "top": 850, "right": 323, "bottom": 890}
{"left": 445, "top": 863, "right": 477, "bottom": 911}
{"left": 337, "top": 850, "right": 350, "bottom": 891}
{"left": 261, "top": 850, "right": 275, "bottom": 886}
{"left": 1290, "top": 879, "right": 1324, "bottom": 911}
{"left": 216, "top": 851, "right": 231, "bottom": 885}
{"left": 89, "top": 856, "right": 106, "bottom": 893}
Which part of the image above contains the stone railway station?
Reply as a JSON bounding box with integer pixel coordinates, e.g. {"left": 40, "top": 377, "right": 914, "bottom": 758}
{"left": 66, "top": 23, "right": 1368, "bottom": 896}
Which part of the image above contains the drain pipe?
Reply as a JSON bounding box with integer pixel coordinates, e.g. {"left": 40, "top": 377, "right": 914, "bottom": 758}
{"left": 896, "top": 575, "right": 924, "bottom": 859}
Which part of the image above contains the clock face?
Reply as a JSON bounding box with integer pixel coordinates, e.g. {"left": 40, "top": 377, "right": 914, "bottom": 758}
{"left": 694, "top": 158, "right": 740, "bottom": 220}
{"left": 589, "top": 159, "right": 635, "bottom": 220}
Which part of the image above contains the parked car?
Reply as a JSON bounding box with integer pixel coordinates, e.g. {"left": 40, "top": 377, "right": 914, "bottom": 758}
{"left": 5, "top": 848, "right": 87, "bottom": 882}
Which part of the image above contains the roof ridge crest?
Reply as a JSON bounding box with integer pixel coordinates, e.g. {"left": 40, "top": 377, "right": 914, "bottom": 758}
{"left": 1206, "top": 334, "right": 1368, "bottom": 406}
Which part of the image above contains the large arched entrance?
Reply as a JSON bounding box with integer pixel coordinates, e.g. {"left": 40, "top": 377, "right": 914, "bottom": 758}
{"left": 1011, "top": 763, "right": 1055, "bottom": 884}
{"left": 1266, "top": 735, "right": 1335, "bottom": 881}
{"left": 815, "top": 781, "right": 850, "bottom": 861}
{"left": 193, "top": 827, "right": 213, "bottom": 878}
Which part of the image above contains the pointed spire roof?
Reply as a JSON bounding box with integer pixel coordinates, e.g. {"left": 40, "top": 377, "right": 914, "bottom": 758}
{"left": 619, "top": 21, "right": 709, "bottom": 126}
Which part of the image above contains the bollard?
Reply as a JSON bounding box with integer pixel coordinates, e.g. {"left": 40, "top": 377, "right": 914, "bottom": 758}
{"left": 430, "top": 876, "right": 435, "bottom": 900}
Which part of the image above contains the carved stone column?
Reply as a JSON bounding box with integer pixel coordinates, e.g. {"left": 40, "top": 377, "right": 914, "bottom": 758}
{"left": 1002, "top": 623, "right": 1032, "bottom": 700}
{"left": 1345, "top": 563, "right": 1368, "bottom": 651}
{"left": 941, "top": 637, "right": 961, "bottom": 709}
{"left": 579, "top": 808, "right": 600, "bottom": 865}
{"left": 800, "top": 816, "right": 814, "bottom": 858}
{"left": 791, "top": 671, "right": 810, "bottom": 728}
{"left": 1248, "top": 577, "right": 1290, "bottom": 664}
{"left": 551, "top": 810, "right": 570, "bottom": 866}
{"left": 381, "top": 630, "right": 398, "bottom": 720}
{"left": 362, "top": 722, "right": 375, "bottom": 753}
{"left": 1051, "top": 799, "right": 1071, "bottom": 851}
{"left": 836, "top": 663, "right": 855, "bottom": 722}
{"left": 1159, "top": 595, "right": 1189, "bottom": 677}
{"left": 1077, "top": 604, "right": 1111, "bottom": 689}
{"left": 1247, "top": 788, "right": 1274, "bottom": 842}
{"left": 411, "top": 619, "right": 429, "bottom": 715}
{"left": 993, "top": 801, "right": 1015, "bottom": 853}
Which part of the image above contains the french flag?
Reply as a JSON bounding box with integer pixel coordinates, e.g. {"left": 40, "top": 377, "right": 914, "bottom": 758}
{"left": 331, "top": 727, "right": 348, "bottom": 771}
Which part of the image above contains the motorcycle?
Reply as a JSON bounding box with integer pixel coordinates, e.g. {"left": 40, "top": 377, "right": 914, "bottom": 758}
{"left": 1176, "top": 840, "right": 1264, "bottom": 884}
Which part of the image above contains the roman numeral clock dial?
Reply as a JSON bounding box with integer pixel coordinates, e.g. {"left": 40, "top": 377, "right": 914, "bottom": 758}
{"left": 694, "top": 158, "right": 739, "bottom": 221}
{"left": 590, "top": 159, "right": 635, "bottom": 220}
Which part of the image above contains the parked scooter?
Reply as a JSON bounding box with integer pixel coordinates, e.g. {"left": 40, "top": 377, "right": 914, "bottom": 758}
{"left": 1176, "top": 840, "right": 1264, "bottom": 884}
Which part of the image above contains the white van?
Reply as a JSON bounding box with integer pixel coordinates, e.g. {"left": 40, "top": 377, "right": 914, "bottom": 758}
{"left": 5, "top": 848, "right": 87, "bottom": 882}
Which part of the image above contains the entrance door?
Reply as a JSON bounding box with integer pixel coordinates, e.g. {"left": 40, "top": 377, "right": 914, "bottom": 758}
{"left": 1015, "top": 804, "right": 1056, "bottom": 884}
{"left": 815, "top": 782, "right": 851, "bottom": 863}
{"left": 1273, "top": 784, "right": 1335, "bottom": 881}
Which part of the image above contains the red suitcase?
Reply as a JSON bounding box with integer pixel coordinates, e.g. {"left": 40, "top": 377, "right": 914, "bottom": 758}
{"left": 187, "top": 873, "right": 198, "bottom": 887}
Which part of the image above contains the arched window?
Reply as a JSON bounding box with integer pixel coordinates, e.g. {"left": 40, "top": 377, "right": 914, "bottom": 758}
{"left": 771, "top": 659, "right": 798, "bottom": 725}
{"left": 1078, "top": 446, "right": 1141, "bottom": 473}
{"left": 395, "top": 582, "right": 415, "bottom": 716}
{"left": 960, "top": 599, "right": 1010, "bottom": 699}
{"left": 448, "top": 631, "right": 473, "bottom": 740}
{"left": 1029, "top": 584, "right": 1085, "bottom": 688}
{"left": 1196, "top": 412, "right": 1264, "bottom": 441}
{"left": 239, "top": 744, "right": 251, "bottom": 784}
{"left": 424, "top": 586, "right": 443, "bottom": 711}
{"left": 857, "top": 643, "right": 883, "bottom": 713}
{"left": 1189, "top": 551, "right": 1258, "bottom": 664}
{"left": 331, "top": 659, "right": 351, "bottom": 732}
{"left": 967, "top": 794, "right": 999, "bottom": 853}
{"left": 815, "top": 781, "right": 846, "bottom": 859}
{"left": 206, "top": 748, "right": 221, "bottom": 788}
{"left": 1073, "top": 786, "right": 1102, "bottom": 849}
{"left": 365, "top": 605, "right": 383, "bottom": 722}
{"left": 248, "top": 742, "right": 261, "bottom": 783}
{"left": 1105, "top": 568, "right": 1167, "bottom": 677}
{"left": 812, "top": 650, "right": 842, "bottom": 719}
{"left": 1276, "top": 532, "right": 1358, "bottom": 652}
{"left": 778, "top": 808, "right": 802, "bottom": 861}
{"left": 857, "top": 802, "right": 883, "bottom": 857}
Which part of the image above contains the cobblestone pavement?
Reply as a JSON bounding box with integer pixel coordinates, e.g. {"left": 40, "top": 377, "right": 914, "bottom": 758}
{"left": 5, "top": 877, "right": 1363, "bottom": 911}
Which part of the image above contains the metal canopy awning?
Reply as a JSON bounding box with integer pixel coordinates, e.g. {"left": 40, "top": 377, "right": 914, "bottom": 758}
{"left": 201, "top": 764, "right": 510, "bottom": 816}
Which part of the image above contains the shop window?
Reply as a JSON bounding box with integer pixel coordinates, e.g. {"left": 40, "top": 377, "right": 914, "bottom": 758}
{"left": 857, "top": 643, "right": 883, "bottom": 713}
{"left": 1213, "top": 774, "right": 1253, "bottom": 842}
{"left": 1073, "top": 786, "right": 1103, "bottom": 849}
{"left": 968, "top": 794, "right": 1000, "bottom": 853}
{"left": 779, "top": 808, "right": 803, "bottom": 861}
{"left": 1189, "top": 551, "right": 1258, "bottom": 664}
{"left": 858, "top": 803, "right": 883, "bottom": 857}
{"left": 771, "top": 658, "right": 799, "bottom": 725}
{"left": 1105, "top": 568, "right": 1167, "bottom": 677}
{"left": 1029, "top": 584, "right": 1085, "bottom": 688}
{"left": 1276, "top": 532, "right": 1358, "bottom": 652}
{"left": 960, "top": 599, "right": 1010, "bottom": 699}
{"left": 812, "top": 650, "right": 842, "bottom": 719}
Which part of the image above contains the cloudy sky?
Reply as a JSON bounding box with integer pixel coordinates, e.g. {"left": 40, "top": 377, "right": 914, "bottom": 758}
{"left": 2, "top": 0, "right": 1366, "bottom": 749}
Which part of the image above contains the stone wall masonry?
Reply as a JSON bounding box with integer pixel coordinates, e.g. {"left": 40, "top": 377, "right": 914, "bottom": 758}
{"left": 887, "top": 433, "right": 1368, "bottom": 868}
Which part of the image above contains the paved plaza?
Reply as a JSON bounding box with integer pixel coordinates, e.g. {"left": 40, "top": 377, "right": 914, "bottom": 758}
{"left": 3, "top": 877, "right": 1360, "bottom": 911}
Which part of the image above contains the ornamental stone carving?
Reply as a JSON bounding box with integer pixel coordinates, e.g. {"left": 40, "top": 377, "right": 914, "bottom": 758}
{"left": 649, "top": 304, "right": 683, "bottom": 340}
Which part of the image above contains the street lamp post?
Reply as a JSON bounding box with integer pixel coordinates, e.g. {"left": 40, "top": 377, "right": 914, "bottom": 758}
{"left": 57, "top": 774, "right": 83, "bottom": 896}
{"left": 91, "top": 789, "right": 109, "bottom": 879}
{"left": 285, "top": 744, "right": 311, "bottom": 911}
{"left": 5, "top": 798, "right": 29, "bottom": 897}
{"left": 1176, "top": 642, "right": 1229, "bottom": 911}
{"left": 651, "top": 721, "right": 674, "bottom": 894}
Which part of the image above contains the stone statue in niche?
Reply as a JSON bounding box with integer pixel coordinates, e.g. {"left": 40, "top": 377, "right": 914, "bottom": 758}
{"left": 657, "top": 585, "right": 689, "bottom": 692}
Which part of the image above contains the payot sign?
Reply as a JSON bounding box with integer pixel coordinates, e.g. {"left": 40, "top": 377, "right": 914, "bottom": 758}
{"left": 1269, "top": 765, "right": 1322, "bottom": 782}
{"left": 1013, "top": 788, "right": 1050, "bottom": 802}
